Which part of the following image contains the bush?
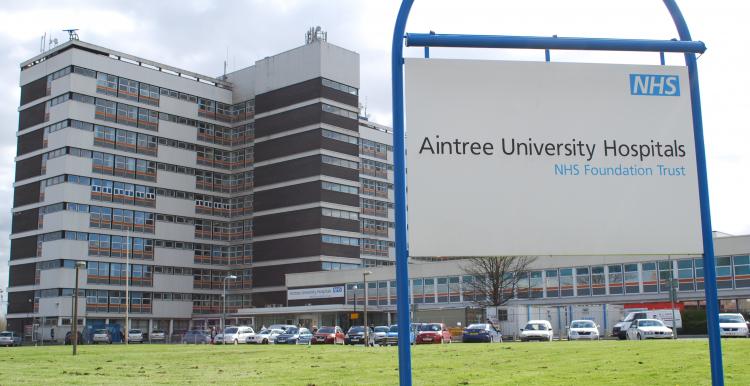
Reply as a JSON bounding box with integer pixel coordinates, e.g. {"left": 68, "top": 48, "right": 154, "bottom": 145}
{"left": 681, "top": 309, "right": 707, "bottom": 334}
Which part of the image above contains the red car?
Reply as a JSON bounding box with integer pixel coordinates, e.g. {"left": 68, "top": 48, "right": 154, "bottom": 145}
{"left": 416, "top": 323, "right": 452, "bottom": 344}
{"left": 312, "top": 326, "right": 345, "bottom": 344}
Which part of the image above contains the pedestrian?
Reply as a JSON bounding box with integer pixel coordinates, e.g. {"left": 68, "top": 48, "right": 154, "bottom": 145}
{"left": 50, "top": 328, "right": 55, "bottom": 343}
{"left": 210, "top": 326, "right": 216, "bottom": 344}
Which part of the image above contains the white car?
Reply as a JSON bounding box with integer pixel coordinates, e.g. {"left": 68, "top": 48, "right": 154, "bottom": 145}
{"left": 213, "top": 333, "right": 224, "bottom": 344}
{"left": 719, "top": 313, "right": 749, "bottom": 337}
{"left": 128, "top": 329, "right": 144, "bottom": 343}
{"left": 248, "top": 329, "right": 284, "bottom": 344}
{"left": 520, "top": 320, "right": 554, "bottom": 342}
{"left": 92, "top": 329, "right": 113, "bottom": 344}
{"left": 568, "top": 320, "right": 600, "bottom": 341}
{"left": 0, "top": 331, "right": 22, "bottom": 347}
{"left": 626, "top": 319, "right": 674, "bottom": 340}
{"left": 223, "top": 326, "right": 255, "bottom": 344}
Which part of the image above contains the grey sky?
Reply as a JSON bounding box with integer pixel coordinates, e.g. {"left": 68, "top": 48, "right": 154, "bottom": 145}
{"left": 1, "top": 0, "right": 748, "bottom": 305}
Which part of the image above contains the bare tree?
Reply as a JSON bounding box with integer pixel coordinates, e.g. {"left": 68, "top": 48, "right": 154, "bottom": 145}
{"left": 461, "top": 256, "right": 537, "bottom": 306}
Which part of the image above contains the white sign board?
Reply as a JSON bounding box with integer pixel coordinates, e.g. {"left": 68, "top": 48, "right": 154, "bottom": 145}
{"left": 287, "top": 286, "right": 345, "bottom": 301}
{"left": 404, "top": 58, "right": 702, "bottom": 257}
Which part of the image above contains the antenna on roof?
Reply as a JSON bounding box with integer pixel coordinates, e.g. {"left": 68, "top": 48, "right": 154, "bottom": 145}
{"left": 63, "top": 29, "right": 79, "bottom": 41}
{"left": 305, "top": 26, "right": 327, "bottom": 44}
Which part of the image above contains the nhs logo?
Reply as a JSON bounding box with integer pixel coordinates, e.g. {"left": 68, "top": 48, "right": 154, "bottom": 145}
{"left": 629, "top": 74, "right": 680, "bottom": 96}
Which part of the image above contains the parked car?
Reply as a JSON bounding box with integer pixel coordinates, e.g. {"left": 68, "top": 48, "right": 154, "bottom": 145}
{"left": 213, "top": 332, "right": 224, "bottom": 344}
{"left": 0, "top": 331, "right": 22, "bottom": 347}
{"left": 345, "top": 326, "right": 374, "bottom": 346}
{"left": 462, "top": 323, "right": 502, "bottom": 343}
{"left": 416, "top": 323, "right": 452, "bottom": 344}
{"left": 372, "top": 326, "right": 391, "bottom": 346}
{"left": 718, "top": 313, "right": 749, "bottom": 338}
{"left": 150, "top": 329, "right": 166, "bottom": 342}
{"left": 267, "top": 324, "right": 296, "bottom": 332}
{"left": 182, "top": 330, "right": 211, "bottom": 344}
{"left": 92, "top": 329, "right": 113, "bottom": 344}
{"left": 612, "top": 310, "right": 682, "bottom": 339}
{"left": 128, "top": 329, "right": 144, "bottom": 343}
{"left": 223, "top": 326, "right": 255, "bottom": 344}
{"left": 274, "top": 327, "right": 313, "bottom": 344}
{"left": 568, "top": 320, "right": 600, "bottom": 341}
{"left": 626, "top": 319, "right": 674, "bottom": 340}
{"left": 248, "top": 329, "right": 285, "bottom": 344}
{"left": 64, "top": 331, "right": 84, "bottom": 345}
{"left": 385, "top": 324, "right": 418, "bottom": 346}
{"left": 520, "top": 320, "right": 554, "bottom": 342}
{"left": 312, "top": 326, "right": 345, "bottom": 344}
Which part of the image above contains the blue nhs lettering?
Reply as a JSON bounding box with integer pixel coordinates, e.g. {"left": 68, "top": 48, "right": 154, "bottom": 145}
{"left": 629, "top": 74, "right": 680, "bottom": 96}
{"left": 554, "top": 164, "right": 579, "bottom": 176}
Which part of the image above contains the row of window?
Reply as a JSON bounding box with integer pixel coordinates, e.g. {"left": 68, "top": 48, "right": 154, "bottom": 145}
{"left": 38, "top": 231, "right": 253, "bottom": 266}
{"left": 361, "top": 218, "right": 392, "bottom": 236}
{"left": 321, "top": 155, "right": 358, "bottom": 170}
{"left": 360, "top": 178, "right": 391, "bottom": 198}
{"left": 360, "top": 198, "right": 391, "bottom": 218}
{"left": 322, "top": 181, "right": 359, "bottom": 195}
{"left": 322, "top": 103, "right": 359, "bottom": 120}
{"left": 87, "top": 262, "right": 153, "bottom": 286}
{"left": 361, "top": 238, "right": 393, "bottom": 256}
{"left": 39, "top": 202, "right": 155, "bottom": 234}
{"left": 321, "top": 234, "right": 360, "bottom": 247}
{"left": 321, "top": 78, "right": 358, "bottom": 96}
{"left": 321, "top": 207, "right": 359, "bottom": 221}
{"left": 359, "top": 138, "right": 391, "bottom": 161}
{"left": 193, "top": 269, "right": 252, "bottom": 290}
{"left": 85, "top": 290, "right": 152, "bottom": 313}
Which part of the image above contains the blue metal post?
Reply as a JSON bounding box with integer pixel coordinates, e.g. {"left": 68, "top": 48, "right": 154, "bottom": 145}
{"left": 602, "top": 304, "right": 607, "bottom": 332}
{"left": 392, "top": 1, "right": 415, "bottom": 385}
{"left": 663, "top": 1, "right": 723, "bottom": 384}
{"left": 660, "top": 51, "right": 666, "bottom": 65}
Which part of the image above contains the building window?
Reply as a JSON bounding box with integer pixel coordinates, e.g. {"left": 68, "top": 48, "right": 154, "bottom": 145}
{"left": 591, "top": 266, "right": 605, "bottom": 296}
{"left": 642, "top": 263, "right": 658, "bottom": 293}
{"left": 559, "top": 268, "right": 574, "bottom": 297}
{"left": 716, "top": 256, "right": 733, "bottom": 290}
{"left": 607, "top": 265, "right": 623, "bottom": 295}
{"left": 734, "top": 255, "right": 750, "bottom": 288}
{"left": 575, "top": 267, "right": 590, "bottom": 296}
{"left": 545, "top": 270, "right": 559, "bottom": 298}
{"left": 96, "top": 73, "right": 117, "bottom": 96}
{"left": 695, "top": 258, "right": 704, "bottom": 291}
{"left": 95, "top": 99, "right": 116, "bottom": 122}
{"left": 118, "top": 78, "right": 139, "bottom": 102}
{"left": 624, "top": 263, "right": 640, "bottom": 294}
{"left": 677, "top": 259, "right": 695, "bottom": 291}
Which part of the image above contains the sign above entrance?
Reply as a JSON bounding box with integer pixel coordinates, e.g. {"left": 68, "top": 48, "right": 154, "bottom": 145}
{"left": 404, "top": 58, "right": 702, "bottom": 257}
{"left": 287, "top": 286, "right": 345, "bottom": 301}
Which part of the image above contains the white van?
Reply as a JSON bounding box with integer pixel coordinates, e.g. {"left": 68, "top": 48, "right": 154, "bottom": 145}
{"left": 223, "top": 326, "right": 255, "bottom": 344}
{"left": 612, "top": 309, "right": 682, "bottom": 339}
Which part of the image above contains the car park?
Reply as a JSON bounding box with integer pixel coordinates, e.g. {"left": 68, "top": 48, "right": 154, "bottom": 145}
{"left": 567, "top": 320, "right": 600, "bottom": 341}
{"left": 92, "top": 329, "right": 113, "bottom": 344}
{"left": 312, "top": 326, "right": 345, "bottom": 344}
{"left": 249, "top": 329, "right": 284, "bottom": 344}
{"left": 385, "top": 324, "right": 418, "bottom": 346}
{"left": 182, "top": 330, "right": 211, "bottom": 344}
{"left": 0, "top": 331, "right": 22, "bottom": 347}
{"left": 416, "top": 323, "right": 452, "bottom": 344}
{"left": 520, "top": 320, "right": 554, "bottom": 342}
{"left": 626, "top": 319, "right": 674, "bottom": 340}
{"left": 274, "top": 327, "right": 312, "bottom": 344}
{"left": 462, "top": 323, "right": 502, "bottom": 343}
{"left": 64, "top": 331, "right": 84, "bottom": 345}
{"left": 128, "top": 329, "right": 144, "bottom": 343}
{"left": 223, "top": 326, "right": 255, "bottom": 344}
{"left": 345, "top": 326, "right": 375, "bottom": 346}
{"left": 150, "top": 329, "right": 166, "bottom": 342}
{"left": 718, "top": 313, "right": 749, "bottom": 337}
{"left": 372, "top": 326, "right": 390, "bottom": 346}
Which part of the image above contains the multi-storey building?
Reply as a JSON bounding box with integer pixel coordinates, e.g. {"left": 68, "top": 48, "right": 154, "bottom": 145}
{"left": 7, "top": 34, "right": 395, "bottom": 340}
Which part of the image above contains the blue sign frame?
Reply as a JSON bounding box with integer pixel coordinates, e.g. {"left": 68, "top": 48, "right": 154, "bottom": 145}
{"left": 391, "top": 1, "right": 723, "bottom": 385}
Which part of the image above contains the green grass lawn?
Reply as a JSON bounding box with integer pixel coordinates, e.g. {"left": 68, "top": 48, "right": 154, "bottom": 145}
{"left": 0, "top": 339, "right": 748, "bottom": 385}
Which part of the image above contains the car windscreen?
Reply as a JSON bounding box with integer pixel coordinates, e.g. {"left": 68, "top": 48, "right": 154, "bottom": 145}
{"left": 129, "top": 330, "right": 141, "bottom": 334}
{"left": 349, "top": 326, "right": 364, "bottom": 333}
{"left": 95, "top": 329, "right": 108, "bottom": 334}
{"left": 374, "top": 327, "right": 390, "bottom": 333}
{"left": 285, "top": 327, "right": 299, "bottom": 334}
{"left": 318, "top": 327, "right": 335, "bottom": 334}
{"left": 224, "top": 327, "right": 238, "bottom": 334}
{"left": 719, "top": 315, "right": 745, "bottom": 323}
{"left": 466, "top": 324, "right": 487, "bottom": 330}
{"left": 570, "top": 321, "right": 595, "bottom": 329}
{"left": 389, "top": 326, "right": 398, "bottom": 332}
{"left": 638, "top": 320, "right": 664, "bottom": 327}
{"left": 419, "top": 324, "right": 441, "bottom": 332}
{"left": 0, "top": 332, "right": 12, "bottom": 337}
{"left": 524, "top": 323, "right": 546, "bottom": 331}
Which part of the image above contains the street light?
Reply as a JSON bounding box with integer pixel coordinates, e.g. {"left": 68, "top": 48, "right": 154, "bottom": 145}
{"left": 222, "top": 275, "right": 238, "bottom": 332}
{"left": 363, "top": 271, "right": 372, "bottom": 347}
{"left": 352, "top": 285, "right": 358, "bottom": 327}
{"left": 72, "top": 260, "right": 86, "bottom": 355}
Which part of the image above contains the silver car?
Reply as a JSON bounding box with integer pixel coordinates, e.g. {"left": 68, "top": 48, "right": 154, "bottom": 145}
{"left": 92, "top": 329, "right": 112, "bottom": 344}
{"left": 0, "top": 331, "right": 22, "bottom": 347}
{"left": 128, "top": 329, "right": 144, "bottom": 343}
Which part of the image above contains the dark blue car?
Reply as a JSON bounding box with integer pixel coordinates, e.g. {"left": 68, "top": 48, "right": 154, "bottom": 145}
{"left": 462, "top": 323, "right": 502, "bottom": 343}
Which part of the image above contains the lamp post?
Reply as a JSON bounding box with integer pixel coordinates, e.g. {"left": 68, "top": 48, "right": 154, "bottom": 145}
{"left": 72, "top": 260, "right": 85, "bottom": 355}
{"left": 363, "top": 271, "right": 372, "bottom": 347}
{"left": 352, "top": 285, "right": 358, "bottom": 327}
{"left": 222, "top": 275, "right": 237, "bottom": 332}
{"left": 125, "top": 230, "right": 130, "bottom": 345}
